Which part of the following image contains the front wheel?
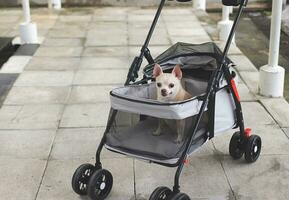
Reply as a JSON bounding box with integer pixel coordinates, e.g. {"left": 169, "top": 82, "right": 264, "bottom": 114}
{"left": 71, "top": 163, "right": 95, "bottom": 195}
{"left": 87, "top": 169, "right": 113, "bottom": 200}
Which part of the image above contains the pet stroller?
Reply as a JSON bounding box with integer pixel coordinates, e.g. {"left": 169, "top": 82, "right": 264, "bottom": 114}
{"left": 72, "top": 0, "right": 262, "bottom": 199}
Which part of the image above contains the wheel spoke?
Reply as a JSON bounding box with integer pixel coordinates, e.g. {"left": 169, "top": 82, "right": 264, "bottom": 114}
{"left": 79, "top": 182, "right": 87, "bottom": 191}
{"left": 160, "top": 193, "right": 167, "bottom": 199}
{"left": 85, "top": 169, "right": 90, "bottom": 176}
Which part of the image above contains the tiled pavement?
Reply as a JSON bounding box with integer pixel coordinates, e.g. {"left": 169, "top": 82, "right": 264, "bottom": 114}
{"left": 0, "top": 6, "right": 289, "bottom": 200}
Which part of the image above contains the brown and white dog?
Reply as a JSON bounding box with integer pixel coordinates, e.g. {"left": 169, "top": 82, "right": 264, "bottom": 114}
{"left": 153, "top": 64, "right": 192, "bottom": 143}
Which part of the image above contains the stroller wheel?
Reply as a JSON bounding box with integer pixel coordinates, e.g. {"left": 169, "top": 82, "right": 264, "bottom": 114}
{"left": 229, "top": 131, "right": 244, "bottom": 159}
{"left": 87, "top": 169, "right": 113, "bottom": 200}
{"left": 170, "top": 192, "right": 190, "bottom": 200}
{"left": 149, "top": 186, "right": 172, "bottom": 200}
{"left": 244, "top": 135, "right": 262, "bottom": 163}
{"left": 72, "top": 163, "right": 95, "bottom": 195}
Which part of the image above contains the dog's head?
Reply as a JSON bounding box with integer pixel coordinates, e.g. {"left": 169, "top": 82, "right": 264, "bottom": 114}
{"left": 153, "top": 64, "right": 183, "bottom": 101}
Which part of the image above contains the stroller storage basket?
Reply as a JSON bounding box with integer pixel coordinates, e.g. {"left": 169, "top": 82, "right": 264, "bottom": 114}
{"left": 106, "top": 76, "right": 237, "bottom": 164}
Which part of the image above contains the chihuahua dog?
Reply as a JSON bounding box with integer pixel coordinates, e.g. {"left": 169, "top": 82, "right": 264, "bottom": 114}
{"left": 152, "top": 64, "right": 192, "bottom": 143}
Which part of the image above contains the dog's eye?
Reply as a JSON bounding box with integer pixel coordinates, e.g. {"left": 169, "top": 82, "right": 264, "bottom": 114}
{"left": 157, "top": 83, "right": 162, "bottom": 87}
{"left": 169, "top": 83, "right": 174, "bottom": 88}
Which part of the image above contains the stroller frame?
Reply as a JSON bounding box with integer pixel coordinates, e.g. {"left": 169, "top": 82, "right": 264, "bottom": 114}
{"left": 72, "top": 0, "right": 262, "bottom": 199}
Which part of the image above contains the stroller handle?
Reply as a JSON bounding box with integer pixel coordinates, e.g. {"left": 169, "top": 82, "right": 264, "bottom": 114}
{"left": 125, "top": 0, "right": 248, "bottom": 85}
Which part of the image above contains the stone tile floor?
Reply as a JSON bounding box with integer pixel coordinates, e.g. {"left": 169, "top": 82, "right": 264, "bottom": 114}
{"left": 0, "top": 6, "right": 289, "bottom": 200}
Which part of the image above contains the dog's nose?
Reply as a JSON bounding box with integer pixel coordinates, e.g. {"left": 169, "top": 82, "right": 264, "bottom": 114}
{"left": 161, "top": 89, "right": 167, "bottom": 96}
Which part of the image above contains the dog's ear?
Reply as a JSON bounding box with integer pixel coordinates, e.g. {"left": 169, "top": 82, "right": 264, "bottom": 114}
{"left": 172, "top": 64, "right": 182, "bottom": 79}
{"left": 153, "top": 64, "right": 163, "bottom": 78}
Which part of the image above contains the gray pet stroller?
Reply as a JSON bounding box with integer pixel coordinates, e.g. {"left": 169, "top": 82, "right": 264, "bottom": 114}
{"left": 72, "top": 0, "right": 262, "bottom": 199}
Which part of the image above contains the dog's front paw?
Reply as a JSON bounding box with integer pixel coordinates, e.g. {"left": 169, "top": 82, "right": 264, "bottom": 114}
{"left": 153, "top": 129, "right": 162, "bottom": 136}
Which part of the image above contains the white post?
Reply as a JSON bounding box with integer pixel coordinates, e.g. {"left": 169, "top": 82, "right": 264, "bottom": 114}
{"left": 218, "top": 6, "right": 235, "bottom": 43}
{"left": 222, "top": 5, "right": 230, "bottom": 21}
{"left": 48, "top": 0, "right": 52, "bottom": 9}
{"left": 229, "top": 5, "right": 233, "bottom": 13}
{"left": 19, "top": 0, "right": 38, "bottom": 44}
{"left": 193, "top": 0, "right": 206, "bottom": 11}
{"left": 52, "top": 0, "right": 62, "bottom": 9}
{"left": 259, "top": 0, "right": 285, "bottom": 97}
{"left": 22, "top": 0, "right": 31, "bottom": 23}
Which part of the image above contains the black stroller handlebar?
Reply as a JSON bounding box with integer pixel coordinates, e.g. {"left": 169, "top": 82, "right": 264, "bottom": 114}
{"left": 125, "top": 0, "right": 248, "bottom": 85}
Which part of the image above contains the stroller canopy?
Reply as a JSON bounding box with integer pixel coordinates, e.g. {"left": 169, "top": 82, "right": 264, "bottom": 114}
{"left": 143, "top": 42, "right": 232, "bottom": 79}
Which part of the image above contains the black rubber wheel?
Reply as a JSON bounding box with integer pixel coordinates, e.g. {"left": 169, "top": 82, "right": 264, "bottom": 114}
{"left": 87, "top": 169, "right": 113, "bottom": 200}
{"left": 244, "top": 135, "right": 262, "bottom": 163}
{"left": 149, "top": 186, "right": 172, "bottom": 200}
{"left": 229, "top": 131, "right": 244, "bottom": 159}
{"left": 72, "top": 163, "right": 95, "bottom": 195}
{"left": 170, "top": 192, "right": 190, "bottom": 200}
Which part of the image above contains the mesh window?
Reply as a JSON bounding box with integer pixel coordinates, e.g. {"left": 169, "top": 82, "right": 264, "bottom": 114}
{"left": 105, "top": 109, "right": 208, "bottom": 161}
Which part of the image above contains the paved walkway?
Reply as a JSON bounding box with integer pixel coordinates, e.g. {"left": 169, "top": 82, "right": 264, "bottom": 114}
{"left": 0, "top": 6, "right": 289, "bottom": 200}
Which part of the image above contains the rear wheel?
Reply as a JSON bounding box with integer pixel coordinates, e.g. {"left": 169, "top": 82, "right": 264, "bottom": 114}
{"left": 229, "top": 131, "right": 244, "bottom": 159}
{"left": 244, "top": 135, "right": 262, "bottom": 163}
{"left": 72, "top": 163, "right": 95, "bottom": 195}
{"left": 149, "top": 186, "right": 172, "bottom": 200}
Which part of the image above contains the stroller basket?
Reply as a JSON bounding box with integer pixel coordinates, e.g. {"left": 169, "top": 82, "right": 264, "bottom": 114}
{"left": 106, "top": 56, "right": 237, "bottom": 164}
